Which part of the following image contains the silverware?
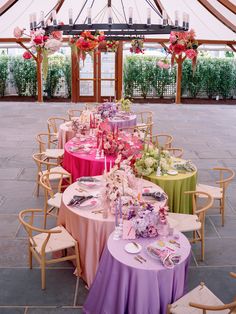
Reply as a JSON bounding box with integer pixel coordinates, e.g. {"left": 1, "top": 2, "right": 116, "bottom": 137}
{"left": 137, "top": 255, "right": 147, "bottom": 262}
{"left": 132, "top": 241, "right": 139, "bottom": 249}
{"left": 134, "top": 256, "right": 142, "bottom": 264}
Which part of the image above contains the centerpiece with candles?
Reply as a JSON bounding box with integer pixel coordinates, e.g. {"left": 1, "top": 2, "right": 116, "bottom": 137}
{"left": 97, "top": 102, "right": 117, "bottom": 120}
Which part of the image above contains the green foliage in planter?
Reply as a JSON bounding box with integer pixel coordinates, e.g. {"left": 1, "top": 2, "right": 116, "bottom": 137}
{"left": 44, "top": 55, "right": 64, "bottom": 98}
{"left": 0, "top": 55, "right": 8, "bottom": 97}
{"left": 182, "top": 59, "right": 203, "bottom": 98}
{"left": 11, "top": 56, "right": 37, "bottom": 97}
{"left": 217, "top": 59, "right": 235, "bottom": 99}
{"left": 123, "top": 56, "right": 139, "bottom": 97}
{"left": 61, "top": 56, "right": 71, "bottom": 98}
{"left": 153, "top": 64, "right": 175, "bottom": 98}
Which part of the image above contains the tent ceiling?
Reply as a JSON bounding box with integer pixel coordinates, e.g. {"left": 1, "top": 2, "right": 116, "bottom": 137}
{"left": 0, "top": 0, "right": 235, "bottom": 41}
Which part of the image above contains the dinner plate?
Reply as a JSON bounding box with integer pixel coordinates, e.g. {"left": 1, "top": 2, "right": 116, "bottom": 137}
{"left": 78, "top": 181, "right": 100, "bottom": 189}
{"left": 124, "top": 242, "right": 142, "bottom": 254}
{"left": 167, "top": 170, "right": 178, "bottom": 175}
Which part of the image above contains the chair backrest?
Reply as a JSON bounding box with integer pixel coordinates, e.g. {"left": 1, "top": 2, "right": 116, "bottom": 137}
{"left": 32, "top": 152, "right": 58, "bottom": 175}
{"left": 185, "top": 191, "right": 213, "bottom": 222}
{"left": 47, "top": 117, "right": 68, "bottom": 134}
{"left": 36, "top": 133, "right": 58, "bottom": 152}
{"left": 121, "top": 123, "right": 153, "bottom": 141}
{"left": 213, "top": 167, "right": 235, "bottom": 192}
{"left": 40, "top": 171, "right": 71, "bottom": 198}
{"left": 19, "top": 209, "right": 61, "bottom": 254}
{"left": 189, "top": 299, "right": 236, "bottom": 313}
{"left": 67, "top": 109, "right": 83, "bottom": 120}
{"left": 136, "top": 111, "right": 153, "bottom": 125}
{"left": 152, "top": 134, "right": 173, "bottom": 149}
{"left": 164, "top": 147, "right": 184, "bottom": 158}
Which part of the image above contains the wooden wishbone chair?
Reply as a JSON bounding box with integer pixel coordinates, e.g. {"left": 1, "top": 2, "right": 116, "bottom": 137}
{"left": 197, "top": 167, "right": 235, "bottom": 226}
{"left": 164, "top": 147, "right": 184, "bottom": 158}
{"left": 152, "top": 134, "right": 174, "bottom": 149}
{"left": 47, "top": 116, "right": 68, "bottom": 139}
{"left": 67, "top": 109, "right": 83, "bottom": 120}
{"left": 19, "top": 208, "right": 81, "bottom": 290}
{"left": 168, "top": 191, "right": 213, "bottom": 261}
{"left": 167, "top": 272, "right": 236, "bottom": 313}
{"left": 36, "top": 132, "right": 64, "bottom": 160}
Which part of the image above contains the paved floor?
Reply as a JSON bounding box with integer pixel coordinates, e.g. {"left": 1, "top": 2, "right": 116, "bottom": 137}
{"left": 0, "top": 101, "right": 236, "bottom": 313}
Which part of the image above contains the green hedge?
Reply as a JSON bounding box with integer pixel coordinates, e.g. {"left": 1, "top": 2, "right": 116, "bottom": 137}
{"left": 124, "top": 55, "right": 236, "bottom": 99}
{"left": 0, "top": 55, "right": 8, "bottom": 97}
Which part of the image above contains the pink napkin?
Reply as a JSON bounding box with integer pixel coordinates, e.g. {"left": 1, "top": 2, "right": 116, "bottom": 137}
{"left": 122, "top": 220, "right": 136, "bottom": 240}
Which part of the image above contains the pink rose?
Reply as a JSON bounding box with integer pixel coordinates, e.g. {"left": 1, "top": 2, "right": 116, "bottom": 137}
{"left": 169, "top": 34, "right": 177, "bottom": 44}
{"left": 173, "top": 44, "right": 186, "bottom": 55}
{"left": 33, "top": 36, "right": 43, "bottom": 45}
{"left": 23, "top": 51, "right": 32, "bottom": 59}
{"left": 157, "top": 60, "right": 170, "bottom": 69}
{"left": 51, "top": 30, "right": 63, "bottom": 41}
{"left": 185, "top": 49, "right": 197, "bottom": 60}
{"left": 13, "top": 27, "right": 24, "bottom": 39}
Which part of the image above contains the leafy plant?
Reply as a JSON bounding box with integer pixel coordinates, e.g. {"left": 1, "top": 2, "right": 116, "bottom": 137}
{"left": 62, "top": 56, "right": 71, "bottom": 98}
{"left": 11, "top": 56, "right": 37, "bottom": 97}
{"left": 0, "top": 55, "right": 8, "bottom": 97}
{"left": 44, "top": 55, "right": 63, "bottom": 98}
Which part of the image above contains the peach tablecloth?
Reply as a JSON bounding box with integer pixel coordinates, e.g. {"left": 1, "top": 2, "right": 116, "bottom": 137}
{"left": 58, "top": 178, "right": 167, "bottom": 287}
{"left": 58, "top": 122, "right": 75, "bottom": 149}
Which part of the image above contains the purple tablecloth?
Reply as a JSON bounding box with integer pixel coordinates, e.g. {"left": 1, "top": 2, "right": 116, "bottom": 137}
{"left": 83, "top": 231, "right": 191, "bottom": 314}
{"left": 108, "top": 114, "right": 136, "bottom": 129}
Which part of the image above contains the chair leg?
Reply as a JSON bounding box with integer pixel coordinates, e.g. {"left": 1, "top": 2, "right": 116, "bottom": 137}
{"left": 221, "top": 198, "right": 225, "bottom": 227}
{"left": 201, "top": 229, "right": 205, "bottom": 262}
{"left": 74, "top": 243, "right": 82, "bottom": 277}
{"left": 28, "top": 245, "right": 32, "bottom": 269}
{"left": 41, "top": 259, "right": 46, "bottom": 290}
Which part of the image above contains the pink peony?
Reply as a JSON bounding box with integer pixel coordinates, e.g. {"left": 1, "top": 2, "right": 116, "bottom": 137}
{"left": 13, "top": 26, "right": 24, "bottom": 39}
{"left": 185, "top": 49, "right": 197, "bottom": 60}
{"left": 23, "top": 51, "right": 32, "bottom": 59}
{"left": 157, "top": 60, "right": 170, "bottom": 69}
{"left": 169, "top": 33, "right": 177, "bottom": 44}
{"left": 51, "top": 30, "right": 63, "bottom": 41}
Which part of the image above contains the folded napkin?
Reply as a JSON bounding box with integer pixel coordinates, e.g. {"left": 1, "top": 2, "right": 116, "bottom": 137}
{"left": 147, "top": 247, "right": 181, "bottom": 269}
{"left": 173, "top": 160, "right": 196, "bottom": 172}
{"left": 67, "top": 195, "right": 93, "bottom": 207}
{"left": 77, "top": 177, "right": 99, "bottom": 182}
{"left": 142, "top": 191, "right": 167, "bottom": 202}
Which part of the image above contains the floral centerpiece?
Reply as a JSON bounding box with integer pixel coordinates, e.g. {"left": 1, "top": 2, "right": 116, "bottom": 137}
{"left": 135, "top": 147, "right": 172, "bottom": 176}
{"left": 71, "top": 119, "right": 89, "bottom": 135}
{"left": 75, "top": 30, "right": 105, "bottom": 61}
{"left": 116, "top": 98, "right": 132, "bottom": 112}
{"left": 13, "top": 27, "right": 63, "bottom": 79}
{"left": 97, "top": 102, "right": 117, "bottom": 120}
{"left": 169, "top": 29, "right": 198, "bottom": 71}
{"left": 130, "top": 39, "right": 144, "bottom": 54}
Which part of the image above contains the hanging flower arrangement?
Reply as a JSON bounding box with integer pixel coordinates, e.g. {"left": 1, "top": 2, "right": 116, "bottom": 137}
{"left": 168, "top": 29, "right": 198, "bottom": 71}
{"left": 130, "top": 39, "right": 144, "bottom": 54}
{"left": 105, "top": 40, "right": 119, "bottom": 52}
{"left": 75, "top": 30, "right": 105, "bottom": 61}
{"left": 13, "top": 26, "right": 63, "bottom": 79}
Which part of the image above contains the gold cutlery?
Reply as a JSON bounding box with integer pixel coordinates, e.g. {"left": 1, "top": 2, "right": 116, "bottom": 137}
{"left": 137, "top": 255, "right": 147, "bottom": 262}
{"left": 134, "top": 256, "right": 143, "bottom": 264}
{"left": 132, "top": 241, "right": 139, "bottom": 249}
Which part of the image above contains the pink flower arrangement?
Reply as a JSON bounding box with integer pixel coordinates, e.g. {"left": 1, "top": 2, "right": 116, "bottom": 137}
{"left": 157, "top": 60, "right": 170, "bottom": 69}
{"left": 130, "top": 39, "right": 144, "bottom": 54}
{"left": 23, "top": 51, "right": 32, "bottom": 59}
{"left": 168, "top": 29, "right": 198, "bottom": 71}
{"left": 13, "top": 26, "right": 24, "bottom": 39}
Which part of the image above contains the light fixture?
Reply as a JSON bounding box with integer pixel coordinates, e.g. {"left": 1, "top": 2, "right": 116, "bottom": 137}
{"left": 30, "top": 0, "right": 189, "bottom": 40}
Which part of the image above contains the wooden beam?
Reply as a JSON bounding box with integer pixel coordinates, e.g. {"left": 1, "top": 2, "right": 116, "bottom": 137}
{"left": 0, "top": 0, "right": 18, "bottom": 16}
{"left": 218, "top": 0, "right": 236, "bottom": 14}
{"left": 116, "top": 41, "right": 123, "bottom": 100}
{"left": 175, "top": 55, "right": 183, "bottom": 104}
{"left": 198, "top": 0, "right": 236, "bottom": 33}
{"left": 228, "top": 44, "right": 236, "bottom": 52}
{"left": 71, "top": 47, "right": 78, "bottom": 103}
{"left": 36, "top": 50, "right": 43, "bottom": 103}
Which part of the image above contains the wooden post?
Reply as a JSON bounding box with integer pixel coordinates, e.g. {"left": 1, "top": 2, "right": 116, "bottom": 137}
{"left": 71, "top": 47, "right": 79, "bottom": 103}
{"left": 176, "top": 55, "right": 182, "bottom": 104}
{"left": 116, "top": 41, "right": 123, "bottom": 100}
{"left": 36, "top": 50, "right": 43, "bottom": 103}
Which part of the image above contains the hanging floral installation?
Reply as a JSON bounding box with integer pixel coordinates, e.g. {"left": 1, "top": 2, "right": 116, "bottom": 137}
{"left": 105, "top": 40, "right": 119, "bottom": 53}
{"left": 13, "top": 26, "right": 63, "bottom": 79}
{"left": 130, "top": 39, "right": 145, "bottom": 54}
{"left": 169, "top": 29, "right": 198, "bottom": 71}
{"left": 74, "top": 30, "right": 105, "bottom": 61}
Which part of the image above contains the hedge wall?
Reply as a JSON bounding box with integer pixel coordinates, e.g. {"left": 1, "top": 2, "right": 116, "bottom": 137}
{"left": 0, "top": 54, "right": 235, "bottom": 100}
{"left": 124, "top": 56, "right": 236, "bottom": 99}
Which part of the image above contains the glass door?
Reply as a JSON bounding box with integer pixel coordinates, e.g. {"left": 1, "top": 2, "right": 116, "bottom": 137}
{"left": 99, "top": 52, "right": 116, "bottom": 102}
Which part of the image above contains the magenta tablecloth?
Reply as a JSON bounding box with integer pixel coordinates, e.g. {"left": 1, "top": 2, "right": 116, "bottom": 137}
{"left": 83, "top": 231, "right": 191, "bottom": 314}
{"left": 63, "top": 138, "right": 117, "bottom": 182}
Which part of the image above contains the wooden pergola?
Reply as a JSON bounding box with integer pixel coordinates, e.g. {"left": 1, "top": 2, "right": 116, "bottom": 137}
{"left": 0, "top": 0, "right": 235, "bottom": 104}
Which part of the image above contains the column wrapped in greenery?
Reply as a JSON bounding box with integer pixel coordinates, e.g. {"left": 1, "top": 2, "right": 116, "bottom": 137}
{"left": 44, "top": 56, "right": 64, "bottom": 98}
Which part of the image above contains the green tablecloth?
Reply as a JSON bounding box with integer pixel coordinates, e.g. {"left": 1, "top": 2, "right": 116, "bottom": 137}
{"left": 146, "top": 170, "right": 197, "bottom": 214}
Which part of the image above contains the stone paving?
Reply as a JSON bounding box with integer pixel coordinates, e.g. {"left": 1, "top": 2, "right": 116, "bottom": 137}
{"left": 0, "top": 101, "right": 236, "bottom": 313}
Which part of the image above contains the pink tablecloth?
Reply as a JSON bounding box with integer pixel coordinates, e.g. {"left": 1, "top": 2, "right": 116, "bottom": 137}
{"left": 84, "top": 231, "right": 191, "bottom": 314}
{"left": 58, "top": 178, "right": 167, "bottom": 287}
{"left": 63, "top": 137, "right": 117, "bottom": 182}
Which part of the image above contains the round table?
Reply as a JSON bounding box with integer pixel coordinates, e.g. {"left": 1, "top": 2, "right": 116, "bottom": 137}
{"left": 63, "top": 137, "right": 117, "bottom": 182}
{"left": 146, "top": 166, "right": 197, "bottom": 214}
{"left": 108, "top": 113, "right": 136, "bottom": 129}
{"left": 58, "top": 178, "right": 167, "bottom": 287}
{"left": 83, "top": 231, "right": 191, "bottom": 314}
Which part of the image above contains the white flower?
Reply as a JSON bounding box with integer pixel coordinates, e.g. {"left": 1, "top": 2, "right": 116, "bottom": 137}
{"left": 145, "top": 157, "right": 155, "bottom": 168}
